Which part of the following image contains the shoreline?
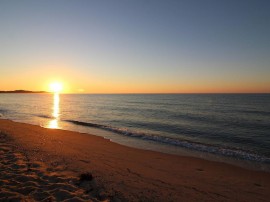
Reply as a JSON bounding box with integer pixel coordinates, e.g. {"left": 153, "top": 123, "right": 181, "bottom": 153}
{"left": 10, "top": 117, "right": 270, "bottom": 172}
{"left": 1, "top": 119, "right": 270, "bottom": 201}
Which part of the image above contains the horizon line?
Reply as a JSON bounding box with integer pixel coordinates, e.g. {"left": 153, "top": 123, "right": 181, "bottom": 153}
{"left": 1, "top": 90, "right": 269, "bottom": 95}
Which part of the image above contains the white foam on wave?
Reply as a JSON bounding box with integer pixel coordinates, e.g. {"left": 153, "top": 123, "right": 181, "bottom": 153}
{"left": 65, "top": 120, "right": 270, "bottom": 163}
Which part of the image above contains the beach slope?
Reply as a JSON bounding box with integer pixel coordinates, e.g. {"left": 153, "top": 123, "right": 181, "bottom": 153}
{"left": 0, "top": 119, "right": 270, "bottom": 201}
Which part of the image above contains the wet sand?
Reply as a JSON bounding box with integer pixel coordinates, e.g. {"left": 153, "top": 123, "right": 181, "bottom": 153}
{"left": 0, "top": 119, "right": 270, "bottom": 201}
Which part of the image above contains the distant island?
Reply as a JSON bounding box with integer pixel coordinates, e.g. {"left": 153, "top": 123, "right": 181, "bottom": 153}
{"left": 0, "top": 90, "right": 48, "bottom": 93}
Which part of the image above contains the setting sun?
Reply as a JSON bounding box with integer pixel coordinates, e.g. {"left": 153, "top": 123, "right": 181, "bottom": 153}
{"left": 49, "top": 82, "right": 63, "bottom": 93}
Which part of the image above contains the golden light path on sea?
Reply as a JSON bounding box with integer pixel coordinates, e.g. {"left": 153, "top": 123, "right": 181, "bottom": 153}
{"left": 47, "top": 93, "right": 60, "bottom": 129}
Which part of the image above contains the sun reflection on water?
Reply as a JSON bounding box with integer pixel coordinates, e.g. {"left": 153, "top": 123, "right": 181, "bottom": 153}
{"left": 47, "top": 93, "right": 60, "bottom": 129}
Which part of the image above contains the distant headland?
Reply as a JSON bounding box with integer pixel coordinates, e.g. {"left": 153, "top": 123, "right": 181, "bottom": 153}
{"left": 0, "top": 90, "right": 48, "bottom": 93}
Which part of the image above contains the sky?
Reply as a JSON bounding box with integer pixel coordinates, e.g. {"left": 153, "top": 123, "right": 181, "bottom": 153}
{"left": 0, "top": 0, "right": 270, "bottom": 93}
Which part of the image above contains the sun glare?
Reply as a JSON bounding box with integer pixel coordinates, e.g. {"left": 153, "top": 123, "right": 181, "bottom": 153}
{"left": 49, "top": 82, "right": 63, "bottom": 93}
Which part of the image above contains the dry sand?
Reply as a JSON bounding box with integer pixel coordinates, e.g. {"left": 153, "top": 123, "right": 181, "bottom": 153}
{"left": 0, "top": 119, "right": 270, "bottom": 201}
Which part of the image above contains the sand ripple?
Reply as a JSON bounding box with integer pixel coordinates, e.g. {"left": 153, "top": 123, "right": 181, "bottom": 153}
{"left": 0, "top": 132, "right": 108, "bottom": 202}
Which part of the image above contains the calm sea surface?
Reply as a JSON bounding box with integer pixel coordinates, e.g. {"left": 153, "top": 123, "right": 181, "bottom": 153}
{"left": 1, "top": 94, "right": 270, "bottom": 169}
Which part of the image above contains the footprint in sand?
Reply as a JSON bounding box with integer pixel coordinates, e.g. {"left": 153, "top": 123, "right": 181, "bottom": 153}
{"left": 0, "top": 134, "right": 105, "bottom": 201}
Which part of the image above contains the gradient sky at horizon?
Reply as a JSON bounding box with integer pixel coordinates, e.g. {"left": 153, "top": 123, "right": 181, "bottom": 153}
{"left": 0, "top": 0, "right": 270, "bottom": 93}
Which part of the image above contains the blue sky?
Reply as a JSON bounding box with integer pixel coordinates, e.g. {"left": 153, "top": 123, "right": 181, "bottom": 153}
{"left": 0, "top": 0, "right": 270, "bottom": 93}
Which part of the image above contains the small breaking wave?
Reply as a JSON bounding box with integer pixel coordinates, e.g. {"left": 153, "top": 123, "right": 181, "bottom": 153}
{"left": 0, "top": 109, "right": 9, "bottom": 118}
{"left": 35, "top": 114, "right": 54, "bottom": 119}
{"left": 65, "top": 120, "right": 270, "bottom": 163}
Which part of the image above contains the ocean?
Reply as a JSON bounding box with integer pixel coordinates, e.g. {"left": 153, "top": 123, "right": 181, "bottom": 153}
{"left": 0, "top": 93, "right": 270, "bottom": 170}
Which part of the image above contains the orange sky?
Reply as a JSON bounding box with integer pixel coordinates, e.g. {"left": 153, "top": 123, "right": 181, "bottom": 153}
{"left": 1, "top": 65, "right": 269, "bottom": 93}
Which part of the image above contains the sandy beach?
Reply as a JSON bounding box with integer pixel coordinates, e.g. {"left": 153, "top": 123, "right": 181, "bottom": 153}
{"left": 0, "top": 119, "right": 270, "bottom": 201}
